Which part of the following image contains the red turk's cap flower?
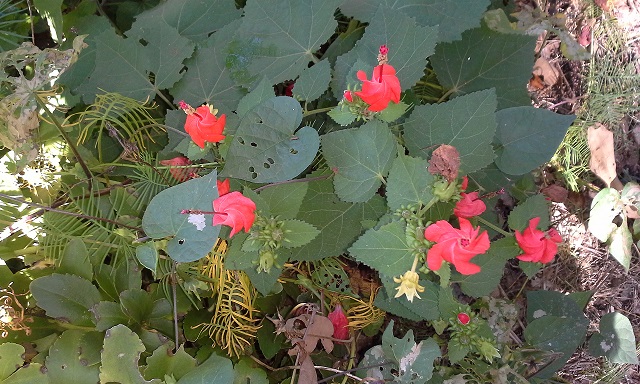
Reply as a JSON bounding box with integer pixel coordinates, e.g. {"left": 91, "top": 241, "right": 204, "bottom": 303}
{"left": 217, "top": 179, "right": 230, "bottom": 196}
{"left": 457, "top": 312, "right": 470, "bottom": 325}
{"left": 424, "top": 218, "right": 490, "bottom": 275}
{"left": 454, "top": 191, "right": 487, "bottom": 219}
{"left": 180, "top": 102, "right": 226, "bottom": 148}
{"left": 159, "top": 156, "right": 195, "bottom": 182}
{"left": 515, "top": 217, "right": 562, "bottom": 264}
{"left": 355, "top": 64, "right": 401, "bottom": 112}
{"left": 327, "top": 304, "right": 349, "bottom": 341}
{"left": 460, "top": 176, "right": 469, "bottom": 191}
{"left": 212, "top": 191, "right": 256, "bottom": 237}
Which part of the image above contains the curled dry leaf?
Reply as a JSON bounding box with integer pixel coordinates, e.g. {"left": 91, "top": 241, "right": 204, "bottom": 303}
{"left": 541, "top": 184, "right": 569, "bottom": 203}
{"left": 587, "top": 123, "right": 619, "bottom": 188}
{"left": 428, "top": 144, "right": 461, "bottom": 182}
{"left": 531, "top": 57, "right": 559, "bottom": 87}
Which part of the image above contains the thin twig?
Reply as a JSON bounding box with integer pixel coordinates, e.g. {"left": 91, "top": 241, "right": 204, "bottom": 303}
{"left": 24, "top": 0, "right": 35, "bottom": 44}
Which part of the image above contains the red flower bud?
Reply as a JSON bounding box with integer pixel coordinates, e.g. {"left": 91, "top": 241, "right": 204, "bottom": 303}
{"left": 159, "top": 156, "right": 195, "bottom": 182}
{"left": 328, "top": 304, "right": 349, "bottom": 341}
{"left": 343, "top": 90, "right": 353, "bottom": 102}
{"left": 457, "top": 312, "right": 470, "bottom": 325}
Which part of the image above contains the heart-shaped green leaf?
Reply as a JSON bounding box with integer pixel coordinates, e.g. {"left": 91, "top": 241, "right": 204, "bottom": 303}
{"left": 142, "top": 170, "right": 221, "bottom": 262}
{"left": 222, "top": 97, "right": 320, "bottom": 183}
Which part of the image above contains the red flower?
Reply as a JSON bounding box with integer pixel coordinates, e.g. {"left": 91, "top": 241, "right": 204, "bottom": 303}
{"left": 454, "top": 191, "right": 486, "bottom": 218}
{"left": 424, "top": 218, "right": 490, "bottom": 275}
{"left": 327, "top": 304, "right": 349, "bottom": 341}
{"left": 159, "top": 156, "right": 196, "bottom": 182}
{"left": 180, "top": 102, "right": 226, "bottom": 148}
{"left": 515, "top": 217, "right": 562, "bottom": 263}
{"left": 217, "top": 179, "right": 230, "bottom": 196}
{"left": 457, "top": 312, "right": 470, "bottom": 325}
{"left": 343, "top": 90, "right": 353, "bottom": 102}
{"left": 212, "top": 191, "right": 256, "bottom": 237}
{"left": 354, "top": 64, "right": 401, "bottom": 112}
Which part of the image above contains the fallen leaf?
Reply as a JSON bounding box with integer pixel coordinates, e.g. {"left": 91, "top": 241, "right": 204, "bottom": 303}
{"left": 529, "top": 74, "right": 545, "bottom": 90}
{"left": 297, "top": 355, "right": 318, "bottom": 384}
{"left": 532, "top": 57, "right": 559, "bottom": 87}
{"left": 587, "top": 123, "right": 618, "bottom": 187}
{"left": 578, "top": 25, "right": 591, "bottom": 47}
{"left": 541, "top": 184, "right": 569, "bottom": 203}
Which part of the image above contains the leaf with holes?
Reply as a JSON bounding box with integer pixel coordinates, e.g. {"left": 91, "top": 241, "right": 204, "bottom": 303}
{"left": 404, "top": 89, "right": 497, "bottom": 174}
{"left": 321, "top": 120, "right": 397, "bottom": 202}
{"left": 431, "top": 25, "right": 536, "bottom": 109}
{"left": 142, "top": 170, "right": 221, "bottom": 262}
{"left": 230, "top": 0, "right": 342, "bottom": 87}
{"left": 339, "top": 0, "right": 490, "bottom": 43}
{"left": 45, "top": 330, "right": 102, "bottom": 384}
{"left": 221, "top": 97, "right": 320, "bottom": 183}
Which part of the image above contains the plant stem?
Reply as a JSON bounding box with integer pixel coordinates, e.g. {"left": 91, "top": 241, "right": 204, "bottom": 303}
{"left": 436, "top": 88, "right": 456, "bottom": 103}
{"left": 476, "top": 216, "right": 512, "bottom": 237}
{"left": 171, "top": 261, "right": 180, "bottom": 350}
{"left": 36, "top": 95, "right": 94, "bottom": 188}
{"left": 303, "top": 106, "right": 334, "bottom": 117}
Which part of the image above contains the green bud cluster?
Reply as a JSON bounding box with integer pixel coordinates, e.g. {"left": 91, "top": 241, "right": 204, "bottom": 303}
{"left": 395, "top": 204, "right": 432, "bottom": 259}
{"left": 448, "top": 311, "right": 501, "bottom": 363}
{"left": 432, "top": 177, "right": 461, "bottom": 202}
{"left": 246, "top": 213, "right": 289, "bottom": 273}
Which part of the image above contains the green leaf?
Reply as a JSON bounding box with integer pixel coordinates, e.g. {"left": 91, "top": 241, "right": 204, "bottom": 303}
{"left": 177, "top": 353, "right": 234, "bottom": 384}
{"left": 100, "top": 325, "right": 160, "bottom": 384}
{"left": 447, "top": 339, "right": 470, "bottom": 364}
{"left": 120, "top": 289, "right": 155, "bottom": 324}
{"left": 373, "top": 281, "right": 423, "bottom": 322}
{"left": 333, "top": 6, "right": 439, "bottom": 98}
{"left": 258, "top": 183, "right": 308, "bottom": 220}
{"left": 143, "top": 345, "right": 197, "bottom": 381}
{"left": 431, "top": 25, "right": 537, "bottom": 109}
{"left": 281, "top": 220, "right": 320, "bottom": 248}
{"left": 45, "top": 331, "right": 101, "bottom": 384}
{"left": 494, "top": 106, "right": 575, "bottom": 175}
{"left": 589, "top": 188, "right": 623, "bottom": 242}
{"left": 293, "top": 60, "right": 331, "bottom": 102}
{"left": 0, "top": 343, "right": 24, "bottom": 380}
{"left": 243, "top": 265, "right": 283, "bottom": 296}
{"left": 233, "top": 358, "right": 269, "bottom": 384}
{"left": 348, "top": 221, "right": 414, "bottom": 278}
{"left": 588, "top": 312, "right": 639, "bottom": 364}
{"left": 136, "top": 243, "right": 158, "bottom": 275}
{"left": 386, "top": 154, "right": 434, "bottom": 211}
{"left": 142, "top": 170, "right": 221, "bottom": 263}
{"left": 30, "top": 273, "right": 101, "bottom": 327}
{"left": 233, "top": 0, "right": 342, "bottom": 86}
{"left": 92, "top": 301, "right": 129, "bottom": 332}
{"left": 321, "top": 120, "right": 397, "bottom": 202}
{"left": 76, "top": 21, "right": 194, "bottom": 102}
{"left": 94, "top": 260, "right": 143, "bottom": 301}
{"left": 404, "top": 89, "right": 497, "bottom": 173}
{"left": 171, "top": 20, "right": 246, "bottom": 112}
{"left": 519, "top": 261, "right": 542, "bottom": 278}
{"left": 377, "top": 101, "right": 409, "bottom": 123}
{"left": 236, "top": 77, "right": 276, "bottom": 119}
{"left": 380, "top": 320, "right": 441, "bottom": 383}
{"left": 327, "top": 104, "right": 357, "bottom": 126}
{"left": 507, "top": 194, "right": 550, "bottom": 231}
{"left": 133, "top": 0, "right": 241, "bottom": 42}
{"left": 457, "top": 238, "right": 520, "bottom": 298}
{"left": 609, "top": 217, "right": 633, "bottom": 271}
{"left": 257, "top": 321, "right": 286, "bottom": 360}
{"left": 380, "top": 275, "right": 440, "bottom": 321}
{"left": 339, "top": 0, "right": 490, "bottom": 42}
{"left": 2, "top": 363, "right": 47, "bottom": 383}
{"left": 33, "top": 0, "right": 63, "bottom": 42}
{"left": 57, "top": 237, "right": 93, "bottom": 281}
{"left": 222, "top": 97, "right": 320, "bottom": 183}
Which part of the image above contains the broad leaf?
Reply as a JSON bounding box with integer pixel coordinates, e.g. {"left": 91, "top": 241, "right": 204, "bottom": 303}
{"left": 100, "top": 325, "right": 160, "bottom": 384}
{"left": 348, "top": 221, "right": 413, "bottom": 278}
{"left": 258, "top": 183, "right": 308, "bottom": 219}
{"left": 133, "top": 0, "right": 241, "bottom": 42}
{"left": 457, "top": 238, "right": 520, "bottom": 297}
{"left": 404, "top": 89, "right": 497, "bottom": 173}
{"left": 92, "top": 301, "right": 129, "bottom": 332}
{"left": 144, "top": 345, "right": 197, "bottom": 381}
{"left": 386, "top": 154, "right": 434, "bottom": 210}
{"left": 244, "top": 265, "right": 284, "bottom": 297}
{"left": 177, "top": 353, "right": 234, "bottom": 384}
{"left": 57, "top": 237, "right": 93, "bottom": 281}
{"left": 321, "top": 120, "right": 397, "bottom": 202}
{"left": 135, "top": 243, "right": 158, "bottom": 275}
{"left": 282, "top": 176, "right": 386, "bottom": 262}
{"left": 222, "top": 97, "right": 320, "bottom": 183}
{"left": 236, "top": 77, "right": 276, "bottom": 118}
{"left": 507, "top": 194, "right": 550, "bottom": 231}
{"left": 494, "top": 106, "right": 575, "bottom": 175}
{"left": 33, "top": 0, "right": 63, "bottom": 42}
{"left": 609, "top": 217, "right": 633, "bottom": 271}
{"left": 232, "top": 0, "right": 342, "bottom": 86}
{"left": 339, "top": 0, "right": 490, "bottom": 42}
{"left": 379, "top": 274, "right": 440, "bottom": 320}
{"left": 588, "top": 312, "right": 639, "bottom": 364}
{"left": 46, "top": 331, "right": 101, "bottom": 384}
{"left": 170, "top": 20, "right": 246, "bottom": 112}
{"left": 142, "top": 170, "right": 221, "bottom": 262}
{"left": 293, "top": 60, "right": 331, "bottom": 102}
{"left": 30, "top": 273, "right": 101, "bottom": 327}
{"left": 431, "top": 25, "right": 537, "bottom": 109}
{"left": 233, "top": 358, "right": 269, "bottom": 384}
{"left": 589, "top": 188, "right": 624, "bottom": 243}
{"left": 332, "top": 6, "right": 439, "bottom": 98}
{"left": 281, "top": 220, "right": 320, "bottom": 248}
{"left": 0, "top": 343, "right": 24, "bottom": 380}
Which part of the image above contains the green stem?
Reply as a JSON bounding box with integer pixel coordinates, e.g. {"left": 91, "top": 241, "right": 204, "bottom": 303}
{"left": 476, "top": 216, "right": 512, "bottom": 237}
{"left": 302, "top": 106, "right": 334, "bottom": 117}
{"left": 36, "top": 96, "right": 94, "bottom": 187}
{"left": 418, "top": 196, "right": 439, "bottom": 218}
{"left": 50, "top": 320, "right": 96, "bottom": 331}
{"left": 436, "top": 88, "right": 456, "bottom": 103}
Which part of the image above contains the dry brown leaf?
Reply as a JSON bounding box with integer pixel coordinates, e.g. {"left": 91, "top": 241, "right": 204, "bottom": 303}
{"left": 297, "top": 355, "right": 318, "bottom": 384}
{"left": 578, "top": 25, "right": 591, "bottom": 47}
{"left": 587, "top": 123, "right": 618, "bottom": 187}
{"left": 532, "top": 57, "right": 559, "bottom": 87}
{"left": 541, "top": 184, "right": 569, "bottom": 203}
{"left": 529, "top": 74, "right": 545, "bottom": 90}
{"left": 428, "top": 144, "right": 460, "bottom": 182}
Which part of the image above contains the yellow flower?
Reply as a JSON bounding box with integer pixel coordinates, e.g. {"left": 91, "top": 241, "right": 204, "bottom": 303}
{"left": 393, "top": 271, "right": 425, "bottom": 302}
